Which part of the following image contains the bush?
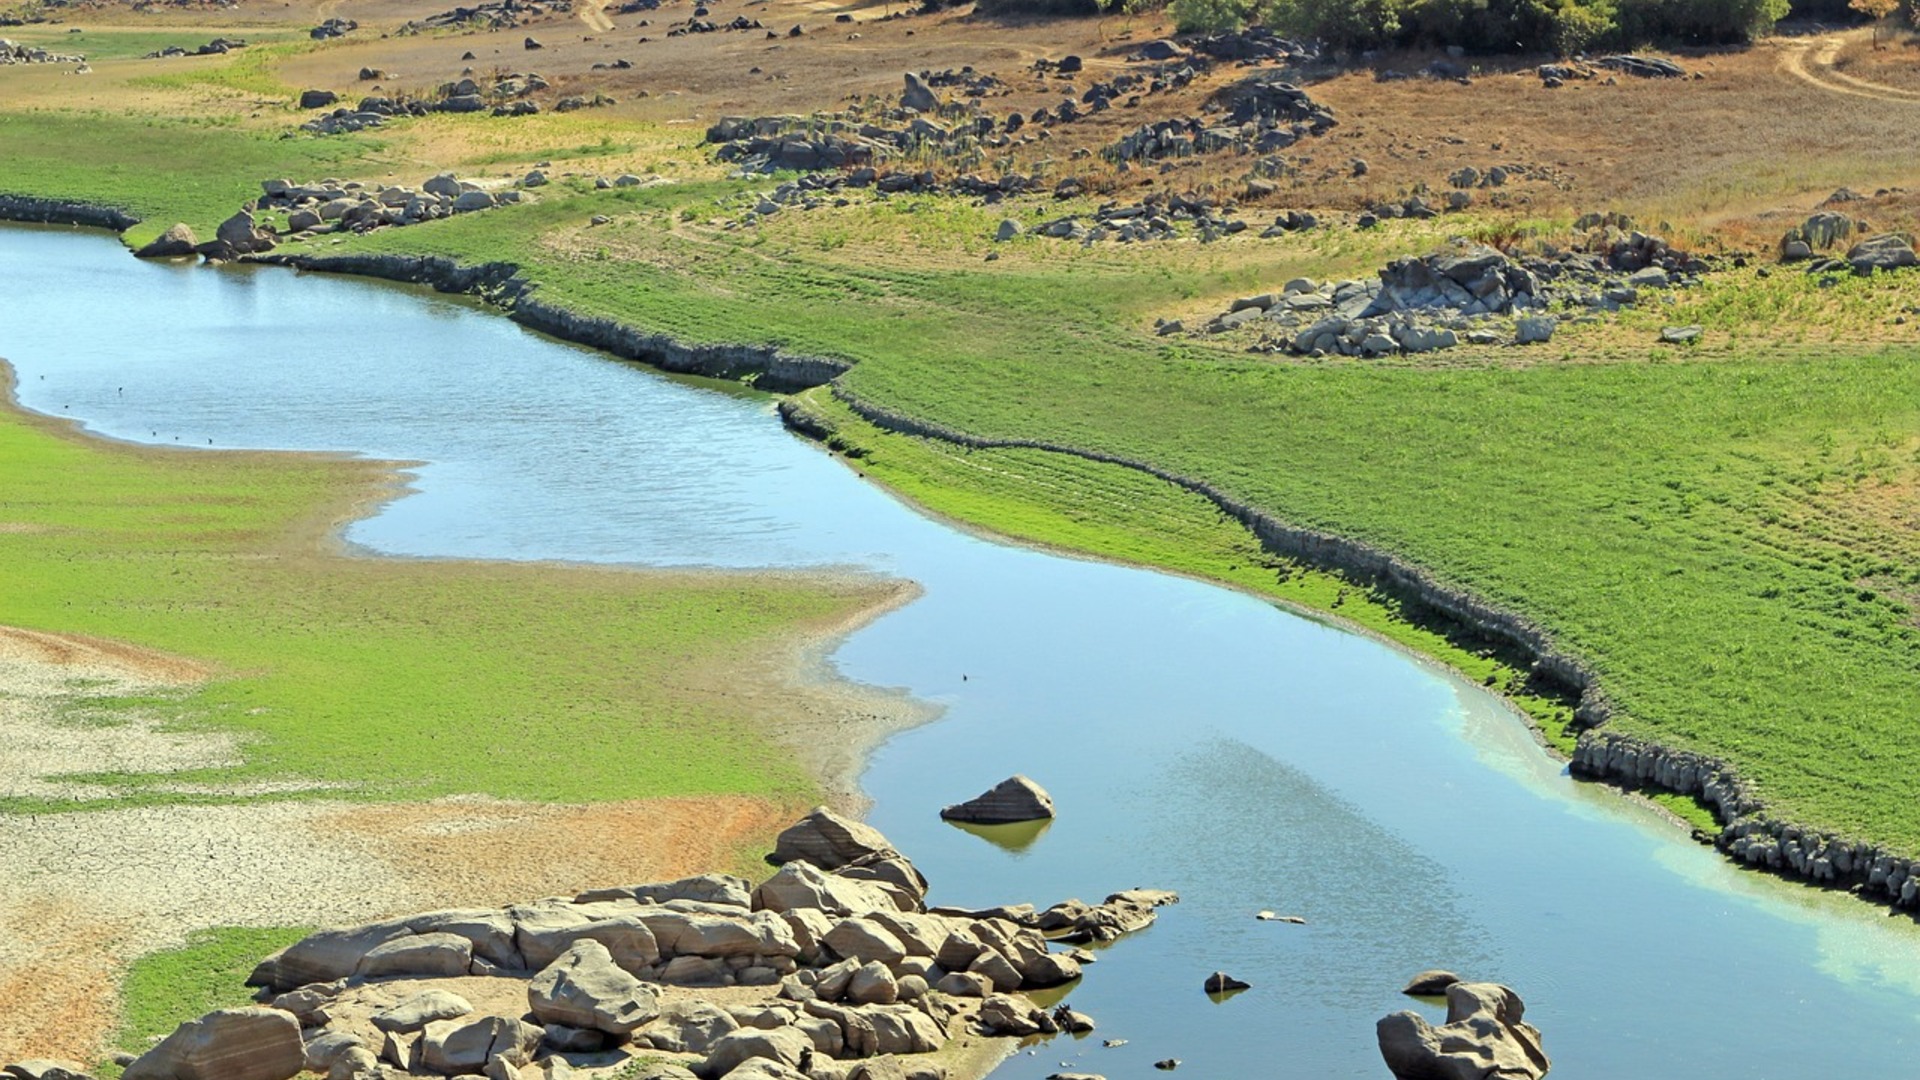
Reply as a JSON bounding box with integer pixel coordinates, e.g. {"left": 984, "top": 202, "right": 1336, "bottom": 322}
{"left": 1171, "top": 0, "right": 1251, "bottom": 31}
{"left": 1400, "top": 0, "right": 1615, "bottom": 52}
{"left": 1255, "top": 0, "right": 1409, "bottom": 47}
{"left": 1615, "top": 0, "right": 1790, "bottom": 42}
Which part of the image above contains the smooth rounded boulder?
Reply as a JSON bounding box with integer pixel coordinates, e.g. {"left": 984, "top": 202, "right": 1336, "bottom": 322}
{"left": 122, "top": 1007, "right": 303, "bottom": 1080}
{"left": 528, "top": 939, "right": 660, "bottom": 1035}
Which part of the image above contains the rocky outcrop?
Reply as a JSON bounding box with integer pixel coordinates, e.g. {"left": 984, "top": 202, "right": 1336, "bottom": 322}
{"left": 1377, "top": 982, "right": 1548, "bottom": 1080}
{"left": 1845, "top": 233, "right": 1917, "bottom": 274}
{"left": 939, "top": 775, "right": 1054, "bottom": 824}
{"left": 204, "top": 810, "right": 1145, "bottom": 1080}
{"left": 134, "top": 223, "right": 198, "bottom": 259}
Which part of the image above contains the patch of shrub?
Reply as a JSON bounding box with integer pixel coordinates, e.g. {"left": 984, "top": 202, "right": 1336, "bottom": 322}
{"left": 1614, "top": 0, "right": 1791, "bottom": 42}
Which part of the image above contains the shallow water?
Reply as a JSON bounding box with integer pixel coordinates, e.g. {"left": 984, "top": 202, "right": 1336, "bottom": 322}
{"left": 6, "top": 223, "right": 1920, "bottom": 1077}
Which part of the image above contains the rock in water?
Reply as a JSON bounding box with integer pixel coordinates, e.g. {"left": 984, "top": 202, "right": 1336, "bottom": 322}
{"left": 134, "top": 223, "right": 198, "bottom": 259}
{"left": 940, "top": 775, "right": 1055, "bottom": 824}
{"left": 122, "top": 1008, "right": 304, "bottom": 1080}
{"left": 900, "top": 71, "right": 939, "bottom": 112}
{"left": 1377, "top": 982, "right": 1549, "bottom": 1080}
{"left": 1400, "top": 969, "right": 1460, "bottom": 996}
{"left": 1202, "top": 971, "right": 1249, "bottom": 993}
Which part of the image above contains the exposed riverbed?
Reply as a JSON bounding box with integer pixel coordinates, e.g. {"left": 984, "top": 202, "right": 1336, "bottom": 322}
{"left": 5, "top": 223, "right": 1920, "bottom": 1077}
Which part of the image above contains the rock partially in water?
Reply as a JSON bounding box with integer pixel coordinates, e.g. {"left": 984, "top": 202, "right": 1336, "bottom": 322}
{"left": 1401, "top": 969, "right": 1461, "bottom": 996}
{"left": 1203, "top": 972, "right": 1249, "bottom": 994}
{"left": 1377, "top": 981, "right": 1549, "bottom": 1080}
{"left": 940, "top": 775, "right": 1055, "bottom": 824}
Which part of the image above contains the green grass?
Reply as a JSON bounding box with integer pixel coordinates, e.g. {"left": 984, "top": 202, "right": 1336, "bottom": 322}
{"left": 0, "top": 399, "right": 895, "bottom": 810}
{"left": 127, "top": 40, "right": 307, "bottom": 99}
{"left": 0, "top": 111, "right": 382, "bottom": 245}
{"left": 103, "top": 927, "right": 307, "bottom": 1078}
{"left": 3, "top": 28, "right": 302, "bottom": 62}
{"left": 4, "top": 105, "right": 1919, "bottom": 856}
{"left": 306, "top": 190, "right": 1920, "bottom": 850}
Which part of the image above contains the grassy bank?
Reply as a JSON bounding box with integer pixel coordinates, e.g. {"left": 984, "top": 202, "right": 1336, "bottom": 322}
{"left": 0, "top": 382, "right": 902, "bottom": 810}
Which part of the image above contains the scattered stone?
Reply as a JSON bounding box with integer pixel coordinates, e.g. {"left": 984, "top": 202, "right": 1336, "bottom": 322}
{"left": 1378, "top": 982, "right": 1549, "bottom": 1080}
{"left": 1515, "top": 315, "right": 1556, "bottom": 345}
{"left": 1659, "top": 325, "right": 1702, "bottom": 345}
{"left": 994, "top": 219, "right": 1023, "bottom": 242}
{"left": 524, "top": 35, "right": 543, "bottom": 49}
{"left": 1594, "top": 54, "right": 1684, "bottom": 78}
{"left": 940, "top": 776, "right": 1054, "bottom": 824}
{"left": 901, "top": 71, "right": 939, "bottom": 113}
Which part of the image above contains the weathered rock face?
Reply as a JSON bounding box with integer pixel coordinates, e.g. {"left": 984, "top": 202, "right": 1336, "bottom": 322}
{"left": 1376, "top": 982, "right": 1549, "bottom": 1080}
{"left": 528, "top": 939, "right": 660, "bottom": 1035}
{"left": 122, "top": 1007, "right": 304, "bottom": 1080}
{"left": 371, "top": 989, "right": 472, "bottom": 1033}
{"left": 418, "top": 1015, "right": 541, "bottom": 1075}
{"left": 940, "top": 776, "right": 1054, "bottom": 824}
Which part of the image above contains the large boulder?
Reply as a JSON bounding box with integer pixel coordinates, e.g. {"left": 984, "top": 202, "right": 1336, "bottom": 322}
{"left": 900, "top": 72, "right": 939, "bottom": 113}
{"left": 529, "top": 939, "right": 660, "bottom": 1035}
{"left": 357, "top": 931, "right": 472, "bottom": 978}
{"left": 418, "top": 1016, "right": 542, "bottom": 1076}
{"left": 753, "top": 862, "right": 902, "bottom": 918}
{"left": 769, "top": 808, "right": 897, "bottom": 871}
{"left": 372, "top": 990, "right": 473, "bottom": 1033}
{"left": 133, "top": 223, "right": 198, "bottom": 259}
{"left": 821, "top": 918, "right": 908, "bottom": 966}
{"left": 638, "top": 1000, "right": 741, "bottom": 1054}
{"left": 580, "top": 874, "right": 753, "bottom": 908}
{"left": 517, "top": 908, "right": 661, "bottom": 973}
{"left": 800, "top": 1000, "right": 942, "bottom": 1057}
{"left": 939, "top": 776, "right": 1054, "bottom": 824}
{"left": 640, "top": 909, "right": 798, "bottom": 959}
{"left": 122, "top": 1008, "right": 303, "bottom": 1080}
{"left": 699, "top": 1026, "right": 812, "bottom": 1079}
{"left": 1376, "top": 982, "right": 1549, "bottom": 1080}
{"left": 1847, "top": 233, "right": 1918, "bottom": 274}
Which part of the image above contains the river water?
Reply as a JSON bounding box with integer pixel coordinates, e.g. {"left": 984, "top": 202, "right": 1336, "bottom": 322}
{"left": 5, "top": 223, "right": 1920, "bottom": 1077}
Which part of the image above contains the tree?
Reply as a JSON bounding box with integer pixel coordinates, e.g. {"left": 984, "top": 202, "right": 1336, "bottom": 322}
{"left": 1851, "top": 0, "right": 1899, "bottom": 44}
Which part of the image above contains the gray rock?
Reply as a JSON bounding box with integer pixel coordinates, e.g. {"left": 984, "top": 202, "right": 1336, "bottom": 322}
{"left": 452, "top": 191, "right": 496, "bottom": 212}
{"left": 799, "top": 1001, "right": 942, "bottom": 1057}
{"left": 1626, "top": 266, "right": 1669, "bottom": 288}
{"left": 901, "top": 72, "right": 939, "bottom": 113}
{"left": 326, "top": 1046, "right": 380, "bottom": 1080}
{"left": 1800, "top": 210, "right": 1854, "bottom": 250}
{"left": 134, "top": 223, "right": 198, "bottom": 259}
{"left": 846, "top": 962, "right": 898, "bottom": 1005}
{"left": 641, "top": 909, "right": 798, "bottom": 959}
{"left": 1659, "top": 325, "right": 1702, "bottom": 345}
{"left": 822, "top": 918, "right": 907, "bottom": 966}
{"left": 939, "top": 775, "right": 1054, "bottom": 824}
{"left": 423, "top": 172, "right": 463, "bottom": 198}
{"left": 1400, "top": 970, "right": 1460, "bottom": 996}
{"left": 1202, "top": 972, "right": 1249, "bottom": 993}
{"left": 700, "top": 1025, "right": 812, "bottom": 1079}
{"left": 529, "top": 939, "right": 659, "bottom": 1035}
{"left": 754, "top": 862, "right": 902, "bottom": 918}
{"left": 770, "top": 808, "right": 897, "bottom": 871}
{"left": 357, "top": 932, "right": 472, "bottom": 978}
{"left": 660, "top": 955, "right": 732, "bottom": 986}
{"left": 995, "top": 219, "right": 1023, "bottom": 242}
{"left": 299, "top": 89, "right": 338, "bottom": 109}
{"left": 123, "top": 1008, "right": 304, "bottom": 1080}
{"left": 372, "top": 990, "right": 473, "bottom": 1033}
{"left": 519, "top": 910, "right": 661, "bottom": 974}
{"left": 1514, "top": 316, "right": 1556, "bottom": 345}
{"left": 975, "top": 994, "right": 1050, "bottom": 1037}
{"left": 3, "top": 1061, "right": 94, "bottom": 1080}
{"left": 639, "top": 1000, "right": 741, "bottom": 1054}
{"left": 541, "top": 1024, "right": 606, "bottom": 1052}
{"left": 1847, "top": 233, "right": 1918, "bottom": 274}
{"left": 419, "top": 1016, "right": 542, "bottom": 1076}
{"left": 1781, "top": 238, "right": 1813, "bottom": 262}
{"left": 1377, "top": 982, "right": 1549, "bottom": 1080}
{"left": 302, "top": 1031, "right": 366, "bottom": 1073}
{"left": 933, "top": 971, "right": 990, "bottom": 997}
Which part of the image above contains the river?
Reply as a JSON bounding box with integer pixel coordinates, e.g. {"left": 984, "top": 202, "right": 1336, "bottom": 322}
{"left": 4, "top": 223, "right": 1919, "bottom": 1077}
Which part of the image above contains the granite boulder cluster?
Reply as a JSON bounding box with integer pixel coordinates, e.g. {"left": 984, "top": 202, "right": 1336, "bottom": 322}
{"left": 23, "top": 807, "right": 1168, "bottom": 1080}
{"left": 1106, "top": 74, "right": 1334, "bottom": 166}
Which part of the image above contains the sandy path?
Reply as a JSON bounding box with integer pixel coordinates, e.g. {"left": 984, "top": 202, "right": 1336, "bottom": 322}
{"left": 1778, "top": 35, "right": 1920, "bottom": 104}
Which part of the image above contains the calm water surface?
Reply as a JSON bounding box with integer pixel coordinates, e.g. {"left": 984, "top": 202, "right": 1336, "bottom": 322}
{"left": 5, "top": 224, "right": 1920, "bottom": 1077}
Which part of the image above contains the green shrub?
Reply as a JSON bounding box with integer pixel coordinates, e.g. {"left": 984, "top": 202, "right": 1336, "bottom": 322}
{"left": 1172, "top": 0, "right": 1251, "bottom": 32}
{"left": 1255, "top": 0, "right": 1409, "bottom": 47}
{"left": 1615, "top": 0, "right": 1789, "bottom": 42}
